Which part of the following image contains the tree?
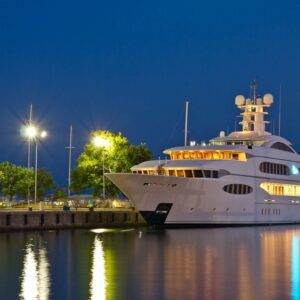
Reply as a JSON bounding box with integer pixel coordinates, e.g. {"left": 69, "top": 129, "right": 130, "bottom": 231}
{"left": 28, "top": 168, "right": 56, "bottom": 200}
{"left": 0, "top": 162, "right": 33, "bottom": 201}
{"left": 0, "top": 162, "right": 56, "bottom": 201}
{"left": 51, "top": 188, "right": 67, "bottom": 201}
{"left": 71, "top": 130, "right": 153, "bottom": 197}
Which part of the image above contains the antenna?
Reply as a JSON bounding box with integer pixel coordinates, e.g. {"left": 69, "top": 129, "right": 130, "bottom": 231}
{"left": 66, "top": 125, "right": 75, "bottom": 197}
{"left": 279, "top": 84, "right": 282, "bottom": 136}
{"left": 269, "top": 119, "right": 275, "bottom": 134}
{"left": 184, "top": 100, "right": 189, "bottom": 146}
{"left": 251, "top": 80, "right": 257, "bottom": 101}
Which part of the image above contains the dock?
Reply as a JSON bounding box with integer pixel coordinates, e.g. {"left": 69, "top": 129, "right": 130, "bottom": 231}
{"left": 0, "top": 209, "right": 147, "bottom": 231}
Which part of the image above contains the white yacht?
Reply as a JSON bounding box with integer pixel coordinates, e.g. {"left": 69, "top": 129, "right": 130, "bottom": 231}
{"left": 107, "top": 83, "right": 300, "bottom": 226}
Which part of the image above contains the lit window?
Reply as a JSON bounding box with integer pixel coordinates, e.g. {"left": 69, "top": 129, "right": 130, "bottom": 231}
{"left": 176, "top": 170, "right": 184, "bottom": 177}
{"left": 260, "top": 182, "right": 300, "bottom": 196}
{"left": 168, "top": 150, "right": 247, "bottom": 161}
{"left": 291, "top": 165, "right": 299, "bottom": 175}
{"left": 168, "top": 170, "right": 176, "bottom": 176}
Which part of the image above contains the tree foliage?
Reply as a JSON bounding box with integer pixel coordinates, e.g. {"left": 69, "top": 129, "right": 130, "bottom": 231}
{"left": 0, "top": 162, "right": 56, "bottom": 200}
{"left": 71, "top": 130, "right": 153, "bottom": 197}
{"left": 29, "top": 168, "right": 57, "bottom": 200}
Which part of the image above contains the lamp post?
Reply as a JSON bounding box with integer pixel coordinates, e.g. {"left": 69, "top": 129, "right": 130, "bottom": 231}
{"left": 24, "top": 124, "right": 37, "bottom": 206}
{"left": 34, "top": 130, "right": 47, "bottom": 205}
{"left": 24, "top": 125, "right": 47, "bottom": 206}
{"left": 92, "top": 136, "right": 111, "bottom": 200}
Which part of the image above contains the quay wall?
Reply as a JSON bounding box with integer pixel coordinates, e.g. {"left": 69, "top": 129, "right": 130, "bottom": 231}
{"left": 0, "top": 210, "right": 146, "bottom": 231}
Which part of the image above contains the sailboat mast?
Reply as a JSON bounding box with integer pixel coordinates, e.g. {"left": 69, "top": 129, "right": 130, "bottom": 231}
{"left": 67, "top": 125, "right": 73, "bottom": 197}
{"left": 184, "top": 100, "right": 189, "bottom": 146}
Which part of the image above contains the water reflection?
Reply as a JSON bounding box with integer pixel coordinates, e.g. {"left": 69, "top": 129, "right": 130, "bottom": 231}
{"left": 134, "top": 227, "right": 300, "bottom": 300}
{"left": 89, "top": 235, "right": 107, "bottom": 300}
{"left": 3, "top": 227, "right": 300, "bottom": 299}
{"left": 19, "top": 241, "right": 50, "bottom": 300}
{"left": 292, "top": 233, "right": 300, "bottom": 300}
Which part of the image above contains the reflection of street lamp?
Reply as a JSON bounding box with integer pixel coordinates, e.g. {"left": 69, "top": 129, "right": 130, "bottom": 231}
{"left": 24, "top": 125, "right": 47, "bottom": 205}
{"left": 92, "top": 136, "right": 111, "bottom": 200}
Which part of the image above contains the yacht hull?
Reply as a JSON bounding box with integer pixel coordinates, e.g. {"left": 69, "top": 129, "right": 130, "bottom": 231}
{"left": 106, "top": 173, "right": 300, "bottom": 226}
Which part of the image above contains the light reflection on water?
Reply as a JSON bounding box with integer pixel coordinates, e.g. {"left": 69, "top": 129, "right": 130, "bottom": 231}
{"left": 0, "top": 226, "right": 300, "bottom": 299}
{"left": 292, "top": 233, "right": 300, "bottom": 300}
{"left": 89, "top": 236, "right": 106, "bottom": 300}
{"left": 19, "top": 241, "right": 50, "bottom": 300}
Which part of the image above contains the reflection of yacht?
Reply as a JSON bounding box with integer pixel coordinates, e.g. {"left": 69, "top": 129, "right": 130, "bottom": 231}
{"left": 107, "top": 82, "right": 300, "bottom": 226}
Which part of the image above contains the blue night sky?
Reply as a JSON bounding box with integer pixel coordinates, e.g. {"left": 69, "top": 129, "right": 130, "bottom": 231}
{"left": 0, "top": 0, "right": 300, "bottom": 186}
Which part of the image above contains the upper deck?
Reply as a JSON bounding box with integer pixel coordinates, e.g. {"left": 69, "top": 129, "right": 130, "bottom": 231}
{"left": 131, "top": 82, "right": 298, "bottom": 177}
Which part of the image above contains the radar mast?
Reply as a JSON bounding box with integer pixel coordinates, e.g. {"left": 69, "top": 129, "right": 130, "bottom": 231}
{"left": 235, "top": 82, "right": 273, "bottom": 135}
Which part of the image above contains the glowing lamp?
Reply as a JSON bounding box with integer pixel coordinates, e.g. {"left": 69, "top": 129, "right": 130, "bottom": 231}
{"left": 25, "top": 126, "right": 37, "bottom": 139}
{"left": 92, "top": 136, "right": 111, "bottom": 149}
{"left": 40, "top": 130, "right": 47, "bottom": 138}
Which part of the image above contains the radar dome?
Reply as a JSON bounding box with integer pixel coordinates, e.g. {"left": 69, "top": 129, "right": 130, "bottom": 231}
{"left": 256, "top": 97, "right": 263, "bottom": 105}
{"left": 246, "top": 98, "right": 252, "bottom": 105}
{"left": 235, "top": 95, "right": 245, "bottom": 106}
{"left": 263, "top": 93, "right": 273, "bottom": 105}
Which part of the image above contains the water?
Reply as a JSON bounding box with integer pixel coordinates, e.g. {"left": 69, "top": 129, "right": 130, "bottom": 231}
{"left": 1, "top": 226, "right": 300, "bottom": 300}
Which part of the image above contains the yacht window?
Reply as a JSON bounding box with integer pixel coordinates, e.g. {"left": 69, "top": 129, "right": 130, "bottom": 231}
{"left": 260, "top": 182, "right": 300, "bottom": 196}
{"left": 168, "top": 170, "right": 176, "bottom": 176}
{"left": 241, "top": 184, "right": 245, "bottom": 194}
{"left": 259, "top": 162, "right": 290, "bottom": 175}
{"left": 168, "top": 150, "right": 247, "bottom": 161}
{"left": 143, "top": 170, "right": 148, "bottom": 175}
{"left": 233, "top": 184, "right": 238, "bottom": 194}
{"left": 212, "top": 171, "right": 219, "bottom": 178}
{"left": 237, "top": 184, "right": 242, "bottom": 194}
{"left": 183, "top": 153, "right": 190, "bottom": 159}
{"left": 138, "top": 171, "right": 142, "bottom": 174}
{"left": 223, "top": 184, "right": 253, "bottom": 195}
{"left": 194, "top": 170, "right": 203, "bottom": 178}
{"left": 133, "top": 171, "right": 137, "bottom": 174}
{"left": 185, "top": 170, "right": 193, "bottom": 178}
{"left": 176, "top": 170, "right": 185, "bottom": 177}
{"left": 271, "top": 142, "right": 294, "bottom": 153}
{"left": 204, "top": 170, "right": 211, "bottom": 178}
{"left": 157, "top": 168, "right": 165, "bottom": 175}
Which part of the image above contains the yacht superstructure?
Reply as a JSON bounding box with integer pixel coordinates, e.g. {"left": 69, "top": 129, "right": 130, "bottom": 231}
{"left": 107, "top": 83, "right": 300, "bottom": 226}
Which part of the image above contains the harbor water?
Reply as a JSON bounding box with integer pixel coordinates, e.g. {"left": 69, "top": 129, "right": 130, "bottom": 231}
{"left": 1, "top": 226, "right": 300, "bottom": 300}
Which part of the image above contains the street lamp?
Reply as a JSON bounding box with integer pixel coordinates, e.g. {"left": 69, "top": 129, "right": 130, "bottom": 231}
{"left": 23, "top": 125, "right": 47, "bottom": 206}
{"left": 34, "top": 130, "right": 47, "bottom": 205}
{"left": 92, "top": 136, "right": 111, "bottom": 200}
